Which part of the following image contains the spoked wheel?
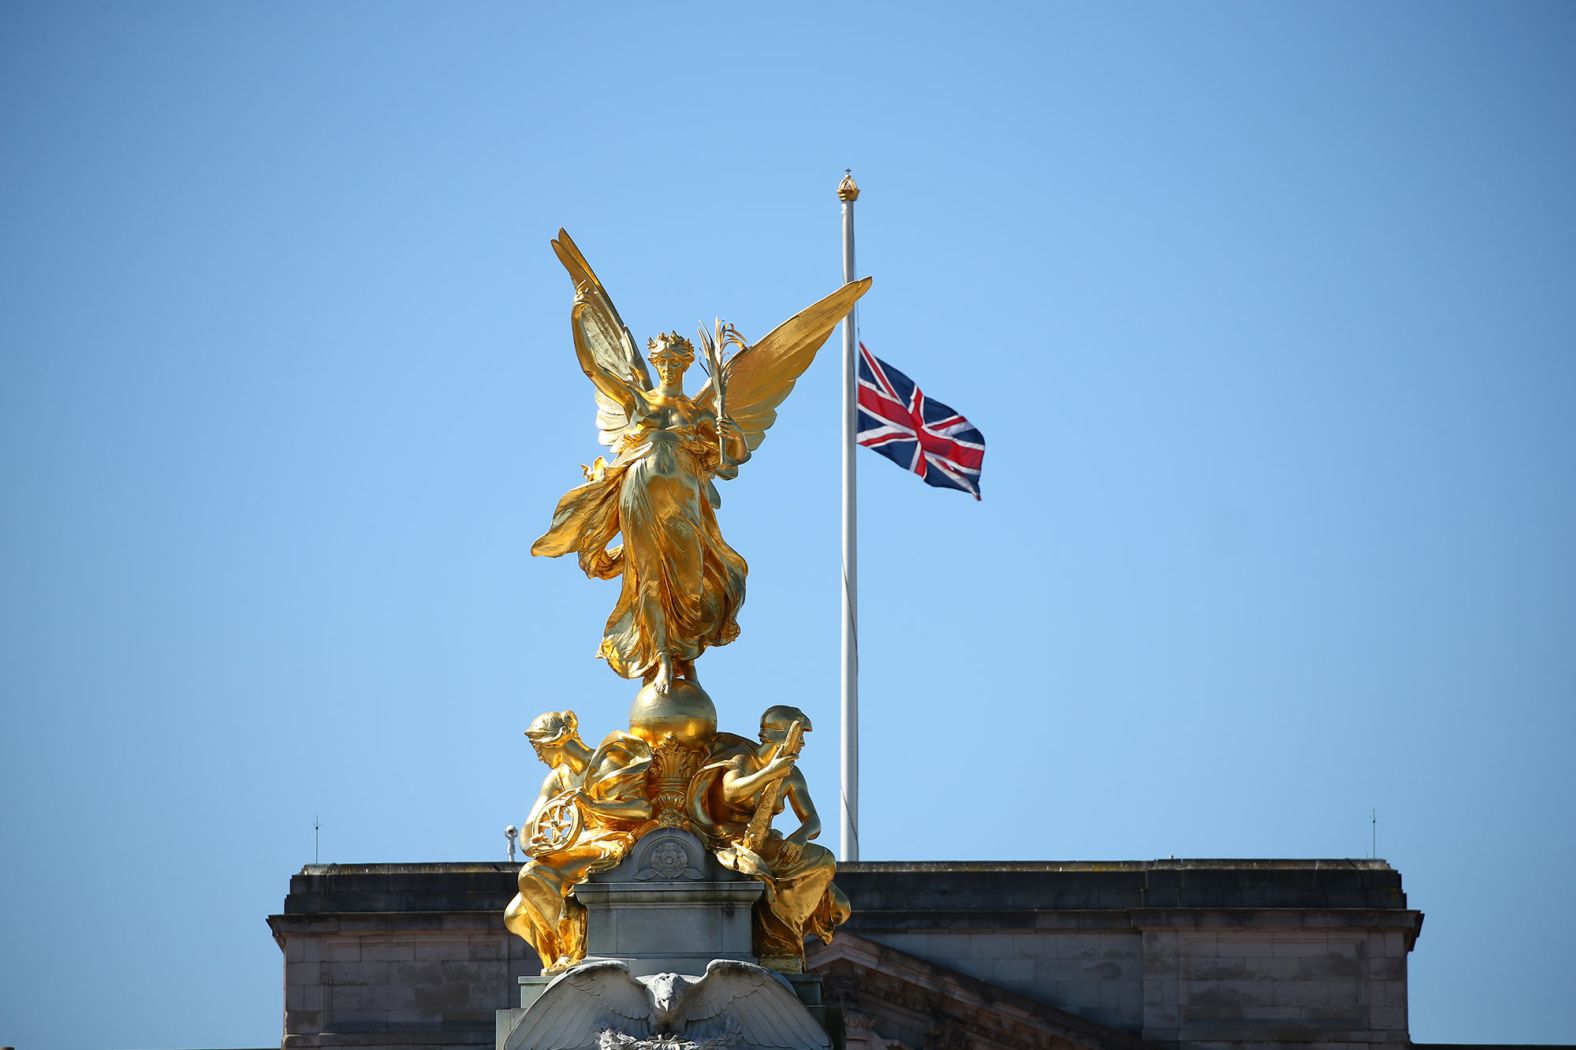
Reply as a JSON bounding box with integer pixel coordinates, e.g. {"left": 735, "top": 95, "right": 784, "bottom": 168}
{"left": 529, "top": 792, "right": 583, "bottom": 856}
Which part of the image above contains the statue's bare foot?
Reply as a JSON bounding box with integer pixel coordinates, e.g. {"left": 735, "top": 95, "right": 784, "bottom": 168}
{"left": 671, "top": 655, "right": 702, "bottom": 687}
{"left": 542, "top": 955, "right": 577, "bottom": 976}
{"left": 651, "top": 653, "right": 674, "bottom": 695}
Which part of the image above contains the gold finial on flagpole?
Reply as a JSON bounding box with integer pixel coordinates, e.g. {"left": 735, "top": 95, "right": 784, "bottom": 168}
{"left": 837, "top": 169, "right": 860, "bottom": 202}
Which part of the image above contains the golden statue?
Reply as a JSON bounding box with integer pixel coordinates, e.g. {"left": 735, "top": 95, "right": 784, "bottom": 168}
{"left": 503, "top": 703, "right": 849, "bottom": 975}
{"left": 531, "top": 230, "right": 871, "bottom": 693}
{"left": 506, "top": 229, "right": 860, "bottom": 976}
{"left": 503, "top": 710, "right": 653, "bottom": 974}
{"left": 689, "top": 706, "right": 849, "bottom": 972}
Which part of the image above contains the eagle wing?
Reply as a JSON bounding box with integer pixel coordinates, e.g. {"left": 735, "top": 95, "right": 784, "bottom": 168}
{"left": 501, "top": 961, "right": 652, "bottom": 1050}
{"left": 676, "top": 960, "right": 831, "bottom": 1049}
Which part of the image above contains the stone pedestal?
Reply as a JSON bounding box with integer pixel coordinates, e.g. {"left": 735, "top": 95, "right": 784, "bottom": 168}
{"left": 493, "top": 830, "right": 834, "bottom": 1050}
{"left": 576, "top": 827, "right": 763, "bottom": 976}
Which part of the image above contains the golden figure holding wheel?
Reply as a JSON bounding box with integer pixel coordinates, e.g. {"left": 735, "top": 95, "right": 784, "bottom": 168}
{"left": 504, "top": 711, "right": 652, "bottom": 974}
{"left": 532, "top": 230, "right": 871, "bottom": 694}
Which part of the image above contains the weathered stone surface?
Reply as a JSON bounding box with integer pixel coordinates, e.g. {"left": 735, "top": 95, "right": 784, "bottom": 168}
{"left": 269, "top": 911, "right": 538, "bottom": 1050}
{"left": 574, "top": 828, "right": 764, "bottom": 976}
{"left": 271, "top": 858, "right": 1423, "bottom": 1050}
{"left": 499, "top": 961, "right": 830, "bottom": 1050}
{"left": 815, "top": 934, "right": 1148, "bottom": 1050}
{"left": 819, "top": 859, "right": 1421, "bottom": 1048}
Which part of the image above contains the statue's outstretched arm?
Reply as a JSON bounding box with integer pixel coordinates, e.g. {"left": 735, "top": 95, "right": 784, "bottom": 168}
{"left": 550, "top": 230, "right": 650, "bottom": 448}
{"left": 571, "top": 297, "right": 641, "bottom": 412}
{"left": 523, "top": 768, "right": 564, "bottom": 839}
{"left": 720, "top": 754, "right": 795, "bottom": 805}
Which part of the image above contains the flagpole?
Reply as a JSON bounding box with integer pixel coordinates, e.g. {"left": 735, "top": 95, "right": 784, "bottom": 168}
{"left": 837, "top": 170, "right": 860, "bottom": 863}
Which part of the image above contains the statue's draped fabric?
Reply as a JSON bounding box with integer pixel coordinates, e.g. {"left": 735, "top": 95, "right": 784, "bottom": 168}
{"left": 532, "top": 412, "right": 747, "bottom": 679}
{"left": 533, "top": 229, "right": 868, "bottom": 686}
{"left": 503, "top": 732, "right": 652, "bottom": 971}
{"left": 688, "top": 752, "right": 849, "bottom": 967}
{"left": 508, "top": 230, "right": 868, "bottom": 978}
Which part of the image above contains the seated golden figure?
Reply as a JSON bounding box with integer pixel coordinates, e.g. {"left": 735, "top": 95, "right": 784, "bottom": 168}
{"left": 503, "top": 710, "right": 652, "bottom": 974}
{"left": 689, "top": 705, "right": 850, "bottom": 972}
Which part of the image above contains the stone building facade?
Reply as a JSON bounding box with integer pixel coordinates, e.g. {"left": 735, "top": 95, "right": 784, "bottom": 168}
{"left": 267, "top": 858, "right": 1423, "bottom": 1050}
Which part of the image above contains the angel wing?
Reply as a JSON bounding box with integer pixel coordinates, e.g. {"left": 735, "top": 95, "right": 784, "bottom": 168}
{"left": 695, "top": 277, "right": 872, "bottom": 457}
{"left": 552, "top": 229, "right": 652, "bottom": 448}
{"left": 677, "top": 960, "right": 831, "bottom": 1049}
{"left": 501, "top": 961, "right": 652, "bottom": 1050}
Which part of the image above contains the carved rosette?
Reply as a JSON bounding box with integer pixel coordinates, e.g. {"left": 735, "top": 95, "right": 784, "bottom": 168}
{"left": 629, "top": 828, "right": 710, "bottom": 882}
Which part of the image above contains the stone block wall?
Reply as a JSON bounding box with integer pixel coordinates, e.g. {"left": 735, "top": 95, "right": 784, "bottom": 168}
{"left": 832, "top": 860, "right": 1422, "bottom": 1050}
{"left": 271, "top": 866, "right": 539, "bottom": 1049}
{"left": 271, "top": 858, "right": 1422, "bottom": 1050}
{"left": 865, "top": 927, "right": 1144, "bottom": 1029}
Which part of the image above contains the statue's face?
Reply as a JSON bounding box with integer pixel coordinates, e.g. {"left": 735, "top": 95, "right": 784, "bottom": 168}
{"left": 759, "top": 721, "right": 792, "bottom": 746}
{"left": 652, "top": 355, "right": 688, "bottom": 387}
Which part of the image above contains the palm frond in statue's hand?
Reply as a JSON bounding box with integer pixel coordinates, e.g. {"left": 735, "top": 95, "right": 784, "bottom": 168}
{"left": 697, "top": 318, "right": 744, "bottom": 461}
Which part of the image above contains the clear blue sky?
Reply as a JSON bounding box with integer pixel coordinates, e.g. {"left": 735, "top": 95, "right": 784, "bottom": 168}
{"left": 2, "top": 3, "right": 1574, "bottom": 1047}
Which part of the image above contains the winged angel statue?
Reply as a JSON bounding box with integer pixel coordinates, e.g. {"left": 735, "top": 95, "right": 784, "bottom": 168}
{"left": 532, "top": 231, "right": 870, "bottom": 693}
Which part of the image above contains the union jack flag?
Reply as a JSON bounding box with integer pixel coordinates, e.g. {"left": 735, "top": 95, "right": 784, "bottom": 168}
{"left": 857, "top": 343, "right": 985, "bottom": 500}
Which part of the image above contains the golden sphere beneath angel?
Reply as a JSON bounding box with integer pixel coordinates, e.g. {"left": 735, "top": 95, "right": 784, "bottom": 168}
{"left": 627, "top": 678, "right": 717, "bottom": 746}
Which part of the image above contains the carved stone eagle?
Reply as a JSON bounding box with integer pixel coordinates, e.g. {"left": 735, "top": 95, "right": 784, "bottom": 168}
{"left": 501, "top": 959, "right": 831, "bottom": 1050}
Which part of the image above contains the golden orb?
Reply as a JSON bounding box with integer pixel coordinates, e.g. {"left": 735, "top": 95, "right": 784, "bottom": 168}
{"left": 628, "top": 679, "right": 718, "bottom": 746}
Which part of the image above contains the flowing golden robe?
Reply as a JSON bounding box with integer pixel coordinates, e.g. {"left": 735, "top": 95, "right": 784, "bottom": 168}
{"left": 687, "top": 741, "right": 850, "bottom": 970}
{"left": 533, "top": 398, "right": 747, "bottom": 680}
{"left": 535, "top": 230, "right": 870, "bottom": 680}
{"left": 503, "top": 732, "right": 652, "bottom": 972}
